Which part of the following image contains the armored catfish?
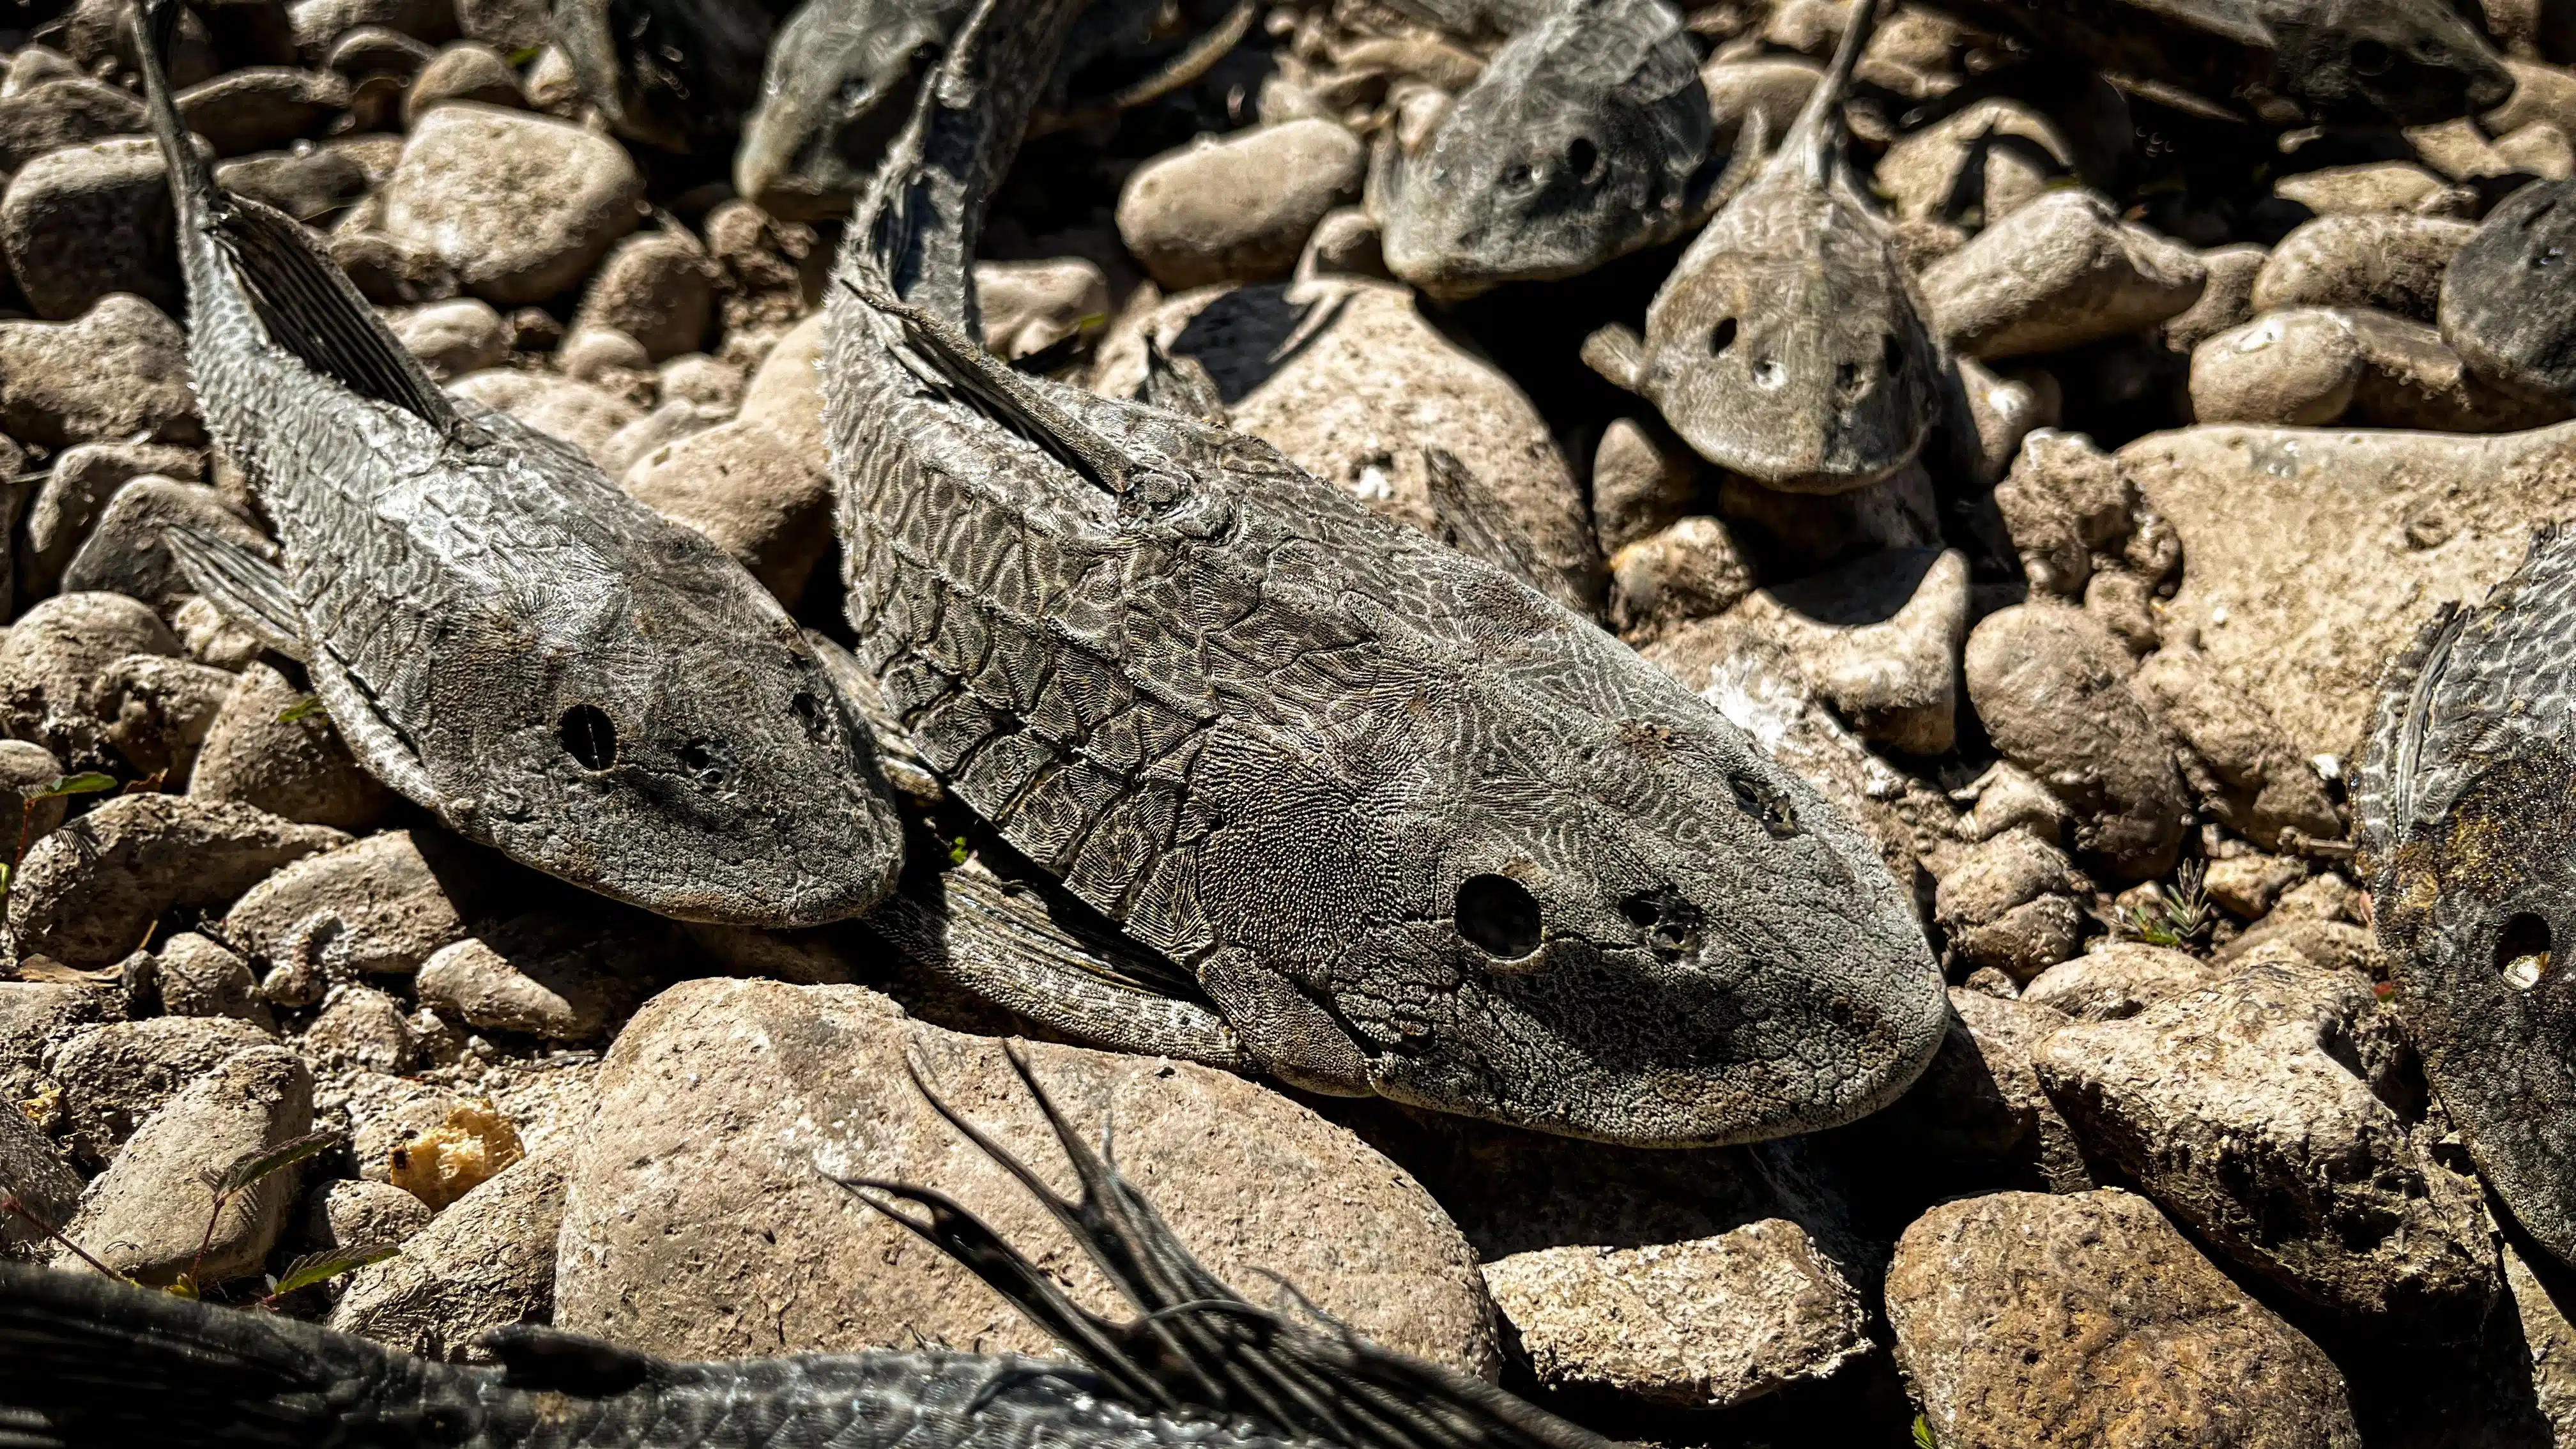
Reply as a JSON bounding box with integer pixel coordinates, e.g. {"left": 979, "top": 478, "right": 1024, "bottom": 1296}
{"left": 1583, "top": 0, "right": 1942, "bottom": 494}
{"left": 735, "top": 0, "right": 972, "bottom": 222}
{"left": 1374, "top": 0, "right": 1731, "bottom": 301}
{"left": 2362, "top": 525, "right": 2576, "bottom": 1271}
{"left": 553, "top": 0, "right": 797, "bottom": 153}
{"left": 132, "top": 0, "right": 905, "bottom": 928}
{"left": 821, "top": 0, "right": 1946, "bottom": 1144}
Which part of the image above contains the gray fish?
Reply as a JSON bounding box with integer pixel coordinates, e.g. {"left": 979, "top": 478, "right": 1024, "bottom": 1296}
{"left": 0, "top": 1045, "right": 1614, "bottom": 1449}
{"left": 735, "top": 0, "right": 971, "bottom": 222}
{"left": 1374, "top": 0, "right": 1730, "bottom": 302}
{"left": 1917, "top": 0, "right": 2512, "bottom": 127}
{"left": 132, "top": 0, "right": 905, "bottom": 928}
{"left": 2361, "top": 526, "right": 2576, "bottom": 1271}
{"left": 553, "top": 0, "right": 797, "bottom": 153}
{"left": 1583, "top": 0, "right": 1941, "bottom": 494}
{"left": 822, "top": 0, "right": 1945, "bottom": 1143}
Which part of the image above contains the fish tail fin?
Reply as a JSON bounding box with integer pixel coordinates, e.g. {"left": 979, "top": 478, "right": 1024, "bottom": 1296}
{"left": 1792, "top": 0, "right": 1881, "bottom": 172}
{"left": 842, "top": 1043, "right": 1624, "bottom": 1449}
{"left": 0, "top": 1262, "right": 386, "bottom": 1446}
{"left": 167, "top": 523, "right": 306, "bottom": 660}
{"left": 130, "top": 0, "right": 220, "bottom": 260}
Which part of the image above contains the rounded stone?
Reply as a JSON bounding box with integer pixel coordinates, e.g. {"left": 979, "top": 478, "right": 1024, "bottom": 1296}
{"left": 382, "top": 103, "right": 644, "bottom": 305}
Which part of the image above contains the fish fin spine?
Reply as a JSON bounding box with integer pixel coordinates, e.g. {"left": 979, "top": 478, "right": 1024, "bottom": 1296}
{"left": 165, "top": 523, "right": 307, "bottom": 660}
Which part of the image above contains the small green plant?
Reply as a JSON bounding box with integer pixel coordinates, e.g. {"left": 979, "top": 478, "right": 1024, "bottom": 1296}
{"left": 275, "top": 694, "right": 326, "bottom": 724}
{"left": 1912, "top": 1413, "right": 1939, "bottom": 1448}
{"left": 0, "top": 771, "right": 119, "bottom": 916}
{"left": 947, "top": 834, "right": 972, "bottom": 867}
{"left": 2113, "top": 859, "right": 2213, "bottom": 949}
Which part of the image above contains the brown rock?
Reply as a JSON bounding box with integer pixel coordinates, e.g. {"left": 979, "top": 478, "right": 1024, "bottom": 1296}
{"left": 1115, "top": 120, "right": 1365, "bottom": 290}
{"left": 620, "top": 418, "right": 827, "bottom": 604}
{"left": 2251, "top": 213, "right": 2476, "bottom": 322}
{"left": 9, "top": 793, "right": 346, "bottom": 970}
{"left": 330, "top": 1149, "right": 566, "bottom": 1360}
{"left": 189, "top": 661, "right": 393, "bottom": 830}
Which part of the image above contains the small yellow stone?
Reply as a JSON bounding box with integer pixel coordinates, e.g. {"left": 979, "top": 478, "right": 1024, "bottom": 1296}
{"left": 388, "top": 1099, "right": 524, "bottom": 1210}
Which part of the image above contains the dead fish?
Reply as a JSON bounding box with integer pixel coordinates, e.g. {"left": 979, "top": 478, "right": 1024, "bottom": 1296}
{"left": 1374, "top": 0, "right": 1730, "bottom": 301}
{"left": 132, "top": 0, "right": 906, "bottom": 928}
{"left": 2361, "top": 525, "right": 2576, "bottom": 1271}
{"left": 553, "top": 0, "right": 799, "bottom": 153}
{"left": 1917, "top": 0, "right": 2513, "bottom": 127}
{"left": 1582, "top": 0, "right": 1941, "bottom": 494}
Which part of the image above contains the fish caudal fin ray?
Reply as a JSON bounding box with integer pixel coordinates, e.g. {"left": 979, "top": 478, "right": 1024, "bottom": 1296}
{"left": 167, "top": 523, "right": 307, "bottom": 659}
{"left": 215, "top": 197, "right": 461, "bottom": 430}
{"left": 843, "top": 1045, "right": 1625, "bottom": 1449}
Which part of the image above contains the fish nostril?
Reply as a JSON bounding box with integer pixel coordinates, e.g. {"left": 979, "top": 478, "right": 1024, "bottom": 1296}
{"left": 2498, "top": 912, "right": 2553, "bottom": 990}
{"left": 2351, "top": 39, "right": 2393, "bottom": 77}
{"left": 558, "top": 705, "right": 617, "bottom": 772}
{"left": 678, "top": 738, "right": 732, "bottom": 787}
{"left": 1751, "top": 358, "right": 1787, "bottom": 390}
{"left": 1882, "top": 332, "right": 1904, "bottom": 374}
{"left": 1834, "top": 361, "right": 1859, "bottom": 396}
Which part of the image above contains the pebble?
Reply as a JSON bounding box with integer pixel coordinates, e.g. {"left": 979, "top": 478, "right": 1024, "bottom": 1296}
{"left": 555, "top": 325, "right": 651, "bottom": 387}
{"left": 149, "top": 931, "right": 273, "bottom": 1030}
{"left": 0, "top": 1088, "right": 80, "bottom": 1258}
{"left": 1933, "top": 829, "right": 2085, "bottom": 983}
{"left": 1919, "top": 190, "right": 2209, "bottom": 360}
{"left": 1866, "top": 988, "right": 2092, "bottom": 1190}
{"left": 1723, "top": 548, "right": 1969, "bottom": 756}
{"left": 2131, "top": 643, "right": 2342, "bottom": 850}
{"left": 328, "top": 225, "right": 458, "bottom": 304}
{"left": 61, "top": 478, "right": 275, "bottom": 611}
{"left": 0, "top": 139, "right": 181, "bottom": 319}
{"left": 1990, "top": 428, "right": 2135, "bottom": 599}
{"left": 2190, "top": 308, "right": 2364, "bottom": 425}
{"left": 555, "top": 977, "right": 1499, "bottom": 1375}
{"left": 1963, "top": 603, "right": 2191, "bottom": 883}
{"left": 1888, "top": 1190, "right": 2361, "bottom": 1449}
{"left": 0, "top": 294, "right": 203, "bottom": 448}
{"left": 2034, "top": 951, "right": 2497, "bottom": 1338}
{"left": 0, "top": 75, "right": 144, "bottom": 172}
{"left": 189, "top": 661, "right": 393, "bottom": 830}
{"left": 63, "top": 1045, "right": 313, "bottom": 1285}
{"left": 2161, "top": 242, "right": 2268, "bottom": 353}
{"left": 1951, "top": 356, "right": 2048, "bottom": 486}
{"left": 1954, "top": 761, "right": 2071, "bottom": 846}
{"left": 2271, "top": 160, "right": 2469, "bottom": 218}
{"left": 1699, "top": 56, "right": 1820, "bottom": 155}
{"left": 445, "top": 368, "right": 641, "bottom": 468}
{"left": 1590, "top": 416, "right": 1699, "bottom": 555}
{"left": 1874, "top": 97, "right": 2076, "bottom": 227}
{"left": 732, "top": 309, "right": 828, "bottom": 459}
{"left": 326, "top": 26, "right": 434, "bottom": 84}
{"left": 42, "top": 1015, "right": 273, "bottom": 1168}
{"left": 0, "top": 590, "right": 181, "bottom": 763}
{"left": 289, "top": 0, "right": 457, "bottom": 55}
{"left": 622, "top": 417, "right": 829, "bottom": 605}
{"left": 572, "top": 231, "right": 716, "bottom": 362}
{"left": 2021, "top": 942, "right": 2212, "bottom": 1021}
{"left": 1116, "top": 119, "right": 1366, "bottom": 290}
{"left": 1607, "top": 516, "right": 1756, "bottom": 644}
{"left": 2440, "top": 178, "right": 2576, "bottom": 403}
{"left": 393, "top": 296, "right": 510, "bottom": 378}
{"left": 382, "top": 103, "right": 643, "bottom": 305}
{"left": 329, "top": 1149, "right": 568, "bottom": 1361}
{"left": 220, "top": 829, "right": 472, "bottom": 990}
{"left": 301, "top": 1176, "right": 434, "bottom": 1251}
{"left": 415, "top": 935, "right": 631, "bottom": 1043}
{"left": 404, "top": 42, "right": 521, "bottom": 123}
{"left": 23, "top": 441, "right": 206, "bottom": 597}
{"left": 0, "top": 739, "right": 68, "bottom": 842}
{"left": 654, "top": 353, "right": 742, "bottom": 412}
{"left": 2250, "top": 213, "right": 2476, "bottom": 322}
{"left": 9, "top": 793, "right": 346, "bottom": 970}
{"left": 0, "top": 979, "right": 112, "bottom": 1116}
{"left": 596, "top": 397, "right": 726, "bottom": 479}
{"left": 301, "top": 981, "right": 420, "bottom": 1071}
{"left": 1481, "top": 1221, "right": 1874, "bottom": 1409}
{"left": 214, "top": 142, "right": 372, "bottom": 221}
{"left": 974, "top": 257, "right": 1112, "bottom": 362}
{"left": 2203, "top": 852, "right": 2306, "bottom": 918}
{"left": 176, "top": 66, "right": 347, "bottom": 156}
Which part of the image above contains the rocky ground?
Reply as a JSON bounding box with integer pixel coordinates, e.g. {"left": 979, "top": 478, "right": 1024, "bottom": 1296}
{"left": 4, "top": 0, "right": 2576, "bottom": 1444}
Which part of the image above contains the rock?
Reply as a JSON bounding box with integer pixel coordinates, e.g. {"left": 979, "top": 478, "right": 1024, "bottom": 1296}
{"left": 2034, "top": 952, "right": 2496, "bottom": 1337}
{"left": 444, "top": 368, "right": 640, "bottom": 467}
{"left": 1116, "top": 120, "right": 1365, "bottom": 290}
{"left": 553, "top": 326, "right": 650, "bottom": 388}
{"left": 1859, "top": 988, "right": 2092, "bottom": 1192}
{"left": 220, "top": 829, "right": 471, "bottom": 995}
{"left": 2083, "top": 567, "right": 2159, "bottom": 655}
{"left": 328, "top": 226, "right": 457, "bottom": 305}
{"left": 414, "top": 935, "right": 631, "bottom": 1043}
{"left": 2505, "top": 1243, "right": 2576, "bottom": 1445}
{"left": 1722, "top": 548, "right": 1968, "bottom": 756}
{"left": 10, "top": 794, "right": 346, "bottom": 970}
{"left": 975, "top": 257, "right": 1111, "bottom": 361}
{"left": 0, "top": 294, "right": 202, "bottom": 448}
{"left": 555, "top": 977, "right": 1498, "bottom": 1375}
{"left": 301, "top": 1176, "right": 433, "bottom": 1250}
{"left": 1888, "top": 1190, "right": 2361, "bottom": 1449}
{"left": 2251, "top": 213, "right": 2476, "bottom": 322}
{"left": 1701, "top": 56, "right": 1823, "bottom": 155}
{"left": 0, "top": 980, "right": 114, "bottom": 1116}
{"left": 1715, "top": 463, "right": 1943, "bottom": 574}
{"left": 571, "top": 231, "right": 714, "bottom": 362}
{"left": 2344, "top": 307, "right": 2568, "bottom": 431}
{"left": 1919, "top": 190, "right": 2208, "bottom": 360}
{"left": 2441, "top": 178, "right": 2576, "bottom": 404}
{"left": 2124, "top": 420, "right": 2576, "bottom": 763}
{"left": 0, "top": 140, "right": 182, "bottom": 320}
{"left": 1607, "top": 516, "right": 1756, "bottom": 643}
{"left": 176, "top": 67, "right": 346, "bottom": 156}
{"left": 404, "top": 42, "right": 521, "bottom": 123}
{"left": 329, "top": 1149, "right": 566, "bottom": 1360}
{"left": 734, "top": 309, "right": 828, "bottom": 456}
{"left": 1952, "top": 356, "right": 2048, "bottom": 486}
{"left": 655, "top": 353, "right": 742, "bottom": 412}
{"left": 1955, "top": 761, "right": 2071, "bottom": 845}
{"left": 382, "top": 104, "right": 643, "bottom": 305}
{"left": 289, "top": 0, "right": 457, "bottom": 51}
{"left": 1092, "top": 281, "right": 1598, "bottom": 611}
{"left": 150, "top": 932, "right": 273, "bottom": 1030}
{"left": 1963, "top": 603, "right": 2190, "bottom": 882}
{"left": 189, "top": 661, "right": 393, "bottom": 830}
{"left": 704, "top": 200, "right": 826, "bottom": 337}
{"left": 2272, "top": 160, "right": 2467, "bottom": 217}
{"left": 0, "top": 1089, "right": 81, "bottom": 1259}
{"left": 1591, "top": 416, "right": 1700, "bottom": 555}
{"left": 63, "top": 1046, "right": 313, "bottom": 1285}
{"left": 1935, "top": 829, "right": 2085, "bottom": 983}
{"left": 2216, "top": 916, "right": 2385, "bottom": 979}
{"left": 215, "top": 143, "right": 372, "bottom": 221}
{"left": 174, "top": 595, "right": 268, "bottom": 671}
{"left": 2131, "top": 643, "right": 2342, "bottom": 850}
{"left": 596, "top": 397, "right": 724, "bottom": 479}
{"left": 1297, "top": 205, "right": 1389, "bottom": 280}
{"left": 43, "top": 1015, "right": 273, "bottom": 1168}
{"left": 2191, "top": 308, "right": 2365, "bottom": 425}
{"left": 23, "top": 441, "right": 206, "bottom": 597}
{"left": 0, "top": 590, "right": 181, "bottom": 762}
{"left": 2161, "top": 243, "right": 2268, "bottom": 353}
{"left": 620, "top": 417, "right": 826, "bottom": 604}
{"left": 0, "top": 77, "right": 144, "bottom": 172}
{"left": 61, "top": 479, "right": 275, "bottom": 611}
{"left": 452, "top": 0, "right": 548, "bottom": 50}
{"left": 0, "top": 740, "right": 69, "bottom": 843}
{"left": 1876, "top": 97, "right": 2076, "bottom": 227}
{"left": 1482, "top": 1221, "right": 1873, "bottom": 1410}
{"left": 1990, "top": 428, "right": 2133, "bottom": 599}
{"left": 326, "top": 24, "right": 435, "bottom": 84}
{"left": 301, "top": 982, "right": 418, "bottom": 1071}
{"left": 2204, "top": 853, "right": 2306, "bottom": 919}
{"left": 392, "top": 296, "right": 509, "bottom": 378}
{"left": 2498, "top": 119, "right": 2576, "bottom": 179}
{"left": 2022, "top": 943, "right": 2212, "bottom": 1021}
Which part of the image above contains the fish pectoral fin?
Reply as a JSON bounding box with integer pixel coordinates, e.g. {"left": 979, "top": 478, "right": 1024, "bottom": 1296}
{"left": 1199, "top": 947, "right": 1372, "bottom": 1096}
{"left": 215, "top": 195, "right": 462, "bottom": 433}
{"left": 477, "top": 1324, "right": 668, "bottom": 1396}
{"left": 839, "top": 269, "right": 1144, "bottom": 496}
{"left": 165, "top": 524, "right": 307, "bottom": 661}
{"left": 1580, "top": 323, "right": 1648, "bottom": 394}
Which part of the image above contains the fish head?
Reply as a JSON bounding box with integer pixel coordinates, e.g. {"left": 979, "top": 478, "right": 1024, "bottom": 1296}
{"left": 1191, "top": 586, "right": 1947, "bottom": 1146}
{"left": 737, "top": 0, "right": 951, "bottom": 220}
{"left": 473, "top": 619, "right": 905, "bottom": 928}
{"left": 1637, "top": 169, "right": 1939, "bottom": 491}
{"left": 2266, "top": 0, "right": 2513, "bottom": 125}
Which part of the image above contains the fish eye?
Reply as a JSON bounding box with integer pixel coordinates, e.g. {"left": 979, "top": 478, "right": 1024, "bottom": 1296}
{"left": 790, "top": 689, "right": 831, "bottom": 740}
{"left": 2351, "top": 39, "right": 2393, "bottom": 77}
{"left": 1455, "top": 873, "right": 1542, "bottom": 958}
{"left": 1567, "top": 136, "right": 1602, "bottom": 184}
{"left": 1728, "top": 769, "right": 1799, "bottom": 836}
{"left": 558, "top": 705, "right": 617, "bottom": 772}
{"left": 1710, "top": 318, "right": 1738, "bottom": 356}
{"left": 2538, "top": 247, "right": 2565, "bottom": 270}
{"left": 2497, "top": 912, "right": 2552, "bottom": 990}
{"left": 678, "top": 737, "right": 734, "bottom": 788}
{"left": 1882, "top": 332, "right": 1904, "bottom": 374}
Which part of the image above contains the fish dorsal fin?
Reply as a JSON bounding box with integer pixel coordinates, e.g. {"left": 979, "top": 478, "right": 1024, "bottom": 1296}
{"left": 165, "top": 523, "right": 307, "bottom": 660}
{"left": 215, "top": 196, "right": 462, "bottom": 433}
{"left": 477, "top": 1324, "right": 668, "bottom": 1396}
{"left": 841, "top": 269, "right": 1145, "bottom": 496}
{"left": 1786, "top": 0, "right": 1880, "bottom": 178}
{"left": 1136, "top": 335, "right": 1228, "bottom": 425}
